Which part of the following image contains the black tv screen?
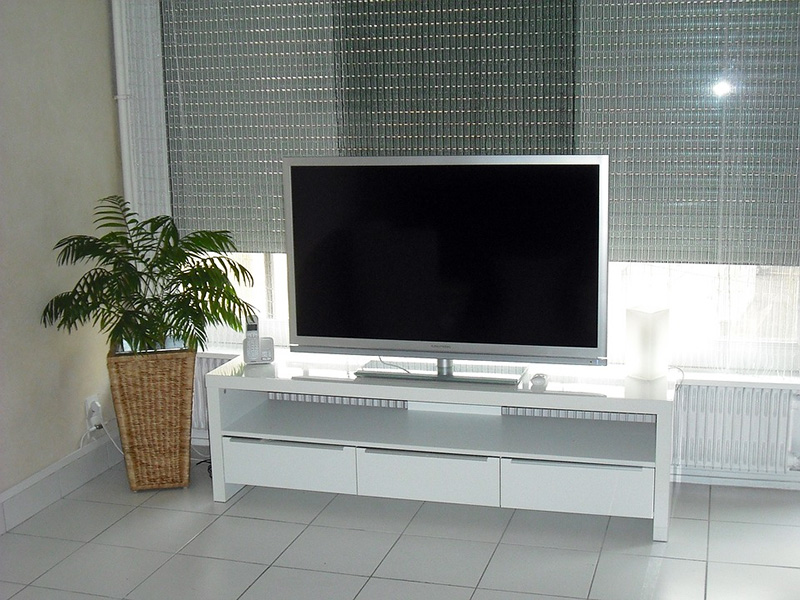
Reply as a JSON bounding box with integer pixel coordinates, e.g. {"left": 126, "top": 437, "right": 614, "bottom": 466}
{"left": 284, "top": 155, "right": 608, "bottom": 367}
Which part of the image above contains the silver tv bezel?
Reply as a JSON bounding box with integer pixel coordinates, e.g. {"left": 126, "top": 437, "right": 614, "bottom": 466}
{"left": 283, "top": 154, "right": 609, "bottom": 367}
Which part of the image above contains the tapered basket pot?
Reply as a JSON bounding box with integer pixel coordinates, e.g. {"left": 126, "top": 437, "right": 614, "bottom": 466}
{"left": 107, "top": 348, "right": 196, "bottom": 491}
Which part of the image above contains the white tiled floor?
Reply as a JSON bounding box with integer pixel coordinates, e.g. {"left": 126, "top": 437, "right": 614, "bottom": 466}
{"left": 3, "top": 462, "right": 800, "bottom": 599}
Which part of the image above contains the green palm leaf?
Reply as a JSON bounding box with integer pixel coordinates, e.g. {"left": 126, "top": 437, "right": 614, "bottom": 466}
{"left": 42, "top": 196, "right": 254, "bottom": 352}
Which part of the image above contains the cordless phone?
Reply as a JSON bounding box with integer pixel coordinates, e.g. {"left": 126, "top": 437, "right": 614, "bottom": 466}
{"left": 243, "top": 314, "right": 275, "bottom": 364}
{"left": 244, "top": 315, "right": 260, "bottom": 362}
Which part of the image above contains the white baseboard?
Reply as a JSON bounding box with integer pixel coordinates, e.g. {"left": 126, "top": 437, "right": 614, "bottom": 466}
{"left": 0, "top": 432, "right": 123, "bottom": 534}
{"left": 0, "top": 429, "right": 213, "bottom": 534}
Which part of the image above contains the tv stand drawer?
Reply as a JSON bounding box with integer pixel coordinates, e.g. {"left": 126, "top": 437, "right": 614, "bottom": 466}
{"left": 222, "top": 437, "right": 357, "bottom": 494}
{"left": 357, "top": 448, "right": 500, "bottom": 506}
{"left": 500, "top": 458, "right": 654, "bottom": 518}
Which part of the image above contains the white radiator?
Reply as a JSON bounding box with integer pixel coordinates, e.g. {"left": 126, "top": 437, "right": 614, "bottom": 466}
{"left": 193, "top": 354, "right": 235, "bottom": 433}
{"left": 673, "top": 383, "right": 799, "bottom": 477}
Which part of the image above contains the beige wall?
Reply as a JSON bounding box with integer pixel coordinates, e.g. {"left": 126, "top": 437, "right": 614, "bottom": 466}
{"left": 0, "top": 0, "right": 122, "bottom": 492}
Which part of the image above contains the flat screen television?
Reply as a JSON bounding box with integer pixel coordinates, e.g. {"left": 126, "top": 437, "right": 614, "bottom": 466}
{"left": 284, "top": 155, "right": 609, "bottom": 381}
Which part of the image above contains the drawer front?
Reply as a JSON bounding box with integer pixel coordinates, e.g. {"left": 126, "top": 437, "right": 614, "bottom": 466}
{"left": 501, "top": 458, "right": 654, "bottom": 518}
{"left": 223, "top": 437, "right": 357, "bottom": 494}
{"left": 357, "top": 448, "right": 499, "bottom": 506}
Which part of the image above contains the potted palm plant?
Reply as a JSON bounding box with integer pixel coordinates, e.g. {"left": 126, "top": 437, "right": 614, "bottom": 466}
{"left": 42, "top": 195, "right": 254, "bottom": 491}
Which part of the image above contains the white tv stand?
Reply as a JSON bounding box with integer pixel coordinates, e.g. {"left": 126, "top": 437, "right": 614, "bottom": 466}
{"left": 206, "top": 355, "right": 674, "bottom": 541}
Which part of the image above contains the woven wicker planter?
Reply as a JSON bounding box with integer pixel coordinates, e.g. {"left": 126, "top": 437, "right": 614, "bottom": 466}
{"left": 107, "top": 349, "right": 196, "bottom": 491}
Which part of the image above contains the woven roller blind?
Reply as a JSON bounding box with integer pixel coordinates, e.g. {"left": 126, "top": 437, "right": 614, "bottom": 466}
{"left": 333, "top": 1, "right": 576, "bottom": 156}
{"left": 161, "top": 0, "right": 799, "bottom": 265}
{"left": 578, "top": 0, "right": 800, "bottom": 265}
{"left": 160, "top": 0, "right": 576, "bottom": 252}
{"left": 161, "top": 1, "right": 340, "bottom": 252}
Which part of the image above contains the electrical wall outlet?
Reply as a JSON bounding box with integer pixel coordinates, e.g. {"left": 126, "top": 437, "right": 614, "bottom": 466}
{"left": 85, "top": 395, "right": 103, "bottom": 429}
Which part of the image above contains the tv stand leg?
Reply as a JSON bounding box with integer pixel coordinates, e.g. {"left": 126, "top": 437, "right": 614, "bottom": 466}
{"left": 437, "top": 358, "right": 454, "bottom": 378}
{"left": 652, "top": 523, "right": 669, "bottom": 543}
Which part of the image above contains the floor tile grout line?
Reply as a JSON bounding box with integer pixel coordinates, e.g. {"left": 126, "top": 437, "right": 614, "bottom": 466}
{"left": 470, "top": 506, "right": 518, "bottom": 599}
{"left": 585, "top": 514, "right": 614, "bottom": 600}
{"left": 9, "top": 495, "right": 141, "bottom": 595}
{"left": 123, "top": 480, "right": 267, "bottom": 600}
{"left": 227, "top": 489, "right": 392, "bottom": 600}
{"left": 8, "top": 465, "right": 233, "bottom": 599}
{"left": 129, "top": 484, "right": 340, "bottom": 600}
{"left": 11, "top": 534, "right": 88, "bottom": 592}
{"left": 221, "top": 489, "right": 343, "bottom": 598}
{"left": 9, "top": 480, "right": 800, "bottom": 599}
{"left": 346, "top": 494, "right": 421, "bottom": 582}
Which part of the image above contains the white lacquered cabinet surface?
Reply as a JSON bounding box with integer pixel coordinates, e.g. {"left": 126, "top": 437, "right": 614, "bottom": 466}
{"left": 206, "top": 353, "right": 674, "bottom": 541}
{"left": 357, "top": 448, "right": 500, "bottom": 505}
{"left": 500, "top": 458, "right": 654, "bottom": 518}
{"left": 222, "top": 438, "right": 357, "bottom": 494}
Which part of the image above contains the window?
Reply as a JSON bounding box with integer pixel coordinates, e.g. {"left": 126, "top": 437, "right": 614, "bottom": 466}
{"left": 607, "top": 263, "right": 800, "bottom": 373}
{"left": 116, "top": 1, "right": 800, "bottom": 374}
{"left": 205, "top": 253, "right": 289, "bottom": 353}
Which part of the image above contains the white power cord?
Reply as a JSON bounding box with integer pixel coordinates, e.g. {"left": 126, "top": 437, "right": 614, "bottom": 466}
{"left": 80, "top": 416, "right": 211, "bottom": 480}
{"left": 80, "top": 418, "right": 124, "bottom": 455}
